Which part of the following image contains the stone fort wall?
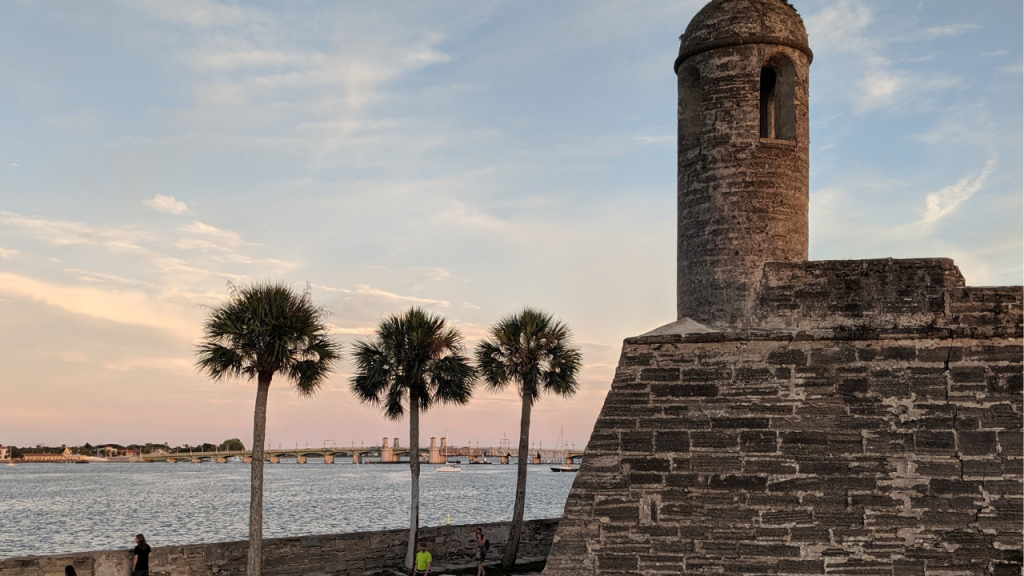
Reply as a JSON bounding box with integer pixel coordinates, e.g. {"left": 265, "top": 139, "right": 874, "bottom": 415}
{"left": 542, "top": 271, "right": 1022, "bottom": 575}
{"left": 1, "top": 519, "right": 558, "bottom": 576}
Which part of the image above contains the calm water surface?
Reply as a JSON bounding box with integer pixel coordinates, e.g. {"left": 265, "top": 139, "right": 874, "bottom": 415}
{"left": 0, "top": 461, "right": 575, "bottom": 559}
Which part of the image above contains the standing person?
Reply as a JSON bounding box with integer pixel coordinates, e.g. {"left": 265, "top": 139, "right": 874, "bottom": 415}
{"left": 132, "top": 534, "right": 151, "bottom": 576}
{"left": 414, "top": 541, "right": 431, "bottom": 576}
{"left": 473, "top": 528, "right": 489, "bottom": 576}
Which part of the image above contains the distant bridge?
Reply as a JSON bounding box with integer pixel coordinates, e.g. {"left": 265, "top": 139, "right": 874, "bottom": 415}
{"left": 139, "top": 437, "right": 583, "bottom": 465}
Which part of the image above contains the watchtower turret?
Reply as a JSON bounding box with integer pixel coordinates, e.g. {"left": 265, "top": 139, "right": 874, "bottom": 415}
{"left": 675, "top": 0, "right": 812, "bottom": 326}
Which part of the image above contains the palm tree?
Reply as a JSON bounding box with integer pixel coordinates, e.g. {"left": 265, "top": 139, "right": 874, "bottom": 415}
{"left": 195, "top": 282, "right": 341, "bottom": 576}
{"left": 350, "top": 307, "right": 476, "bottom": 573}
{"left": 475, "top": 308, "right": 582, "bottom": 567}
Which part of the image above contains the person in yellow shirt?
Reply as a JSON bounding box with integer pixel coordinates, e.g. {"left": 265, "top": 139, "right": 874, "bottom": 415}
{"left": 415, "top": 542, "right": 432, "bottom": 576}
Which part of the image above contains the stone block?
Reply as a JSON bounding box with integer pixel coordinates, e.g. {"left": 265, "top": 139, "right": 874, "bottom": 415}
{"left": 691, "top": 432, "right": 738, "bottom": 449}
{"left": 958, "top": 431, "right": 998, "bottom": 456}
{"left": 998, "top": 431, "right": 1023, "bottom": 456}
{"left": 639, "top": 368, "right": 679, "bottom": 382}
{"left": 653, "top": 431, "right": 689, "bottom": 453}
{"left": 779, "top": 559, "right": 825, "bottom": 574}
{"left": 707, "top": 474, "right": 766, "bottom": 491}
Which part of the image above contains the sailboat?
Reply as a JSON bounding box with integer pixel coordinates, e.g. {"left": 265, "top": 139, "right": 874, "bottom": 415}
{"left": 436, "top": 431, "right": 461, "bottom": 472}
{"left": 550, "top": 428, "right": 578, "bottom": 473}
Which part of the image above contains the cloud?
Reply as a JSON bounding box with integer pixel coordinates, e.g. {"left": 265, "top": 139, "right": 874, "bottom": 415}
{"left": 144, "top": 194, "right": 189, "bottom": 214}
{"left": 104, "top": 356, "right": 194, "bottom": 374}
{"left": 404, "top": 266, "right": 452, "bottom": 282}
{"left": 178, "top": 221, "right": 248, "bottom": 247}
{"left": 916, "top": 158, "right": 998, "bottom": 229}
{"left": 805, "top": 1, "right": 963, "bottom": 113}
{"left": 353, "top": 284, "right": 451, "bottom": 307}
{"left": 0, "top": 210, "right": 151, "bottom": 253}
{"left": 64, "top": 268, "right": 151, "bottom": 287}
{"left": 914, "top": 23, "right": 979, "bottom": 40}
{"left": 326, "top": 324, "right": 376, "bottom": 335}
{"left": 311, "top": 283, "right": 352, "bottom": 294}
{"left": 0, "top": 271, "right": 200, "bottom": 340}
{"left": 632, "top": 134, "right": 674, "bottom": 144}
{"left": 123, "top": 0, "right": 264, "bottom": 29}
{"left": 0, "top": 247, "right": 19, "bottom": 260}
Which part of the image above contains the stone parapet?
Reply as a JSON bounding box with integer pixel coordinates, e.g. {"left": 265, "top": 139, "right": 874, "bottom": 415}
{"left": 0, "top": 519, "right": 558, "bottom": 576}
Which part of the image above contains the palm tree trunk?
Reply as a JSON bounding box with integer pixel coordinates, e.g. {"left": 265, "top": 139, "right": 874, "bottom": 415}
{"left": 406, "top": 388, "right": 421, "bottom": 574}
{"left": 502, "top": 394, "right": 533, "bottom": 567}
{"left": 248, "top": 372, "right": 272, "bottom": 576}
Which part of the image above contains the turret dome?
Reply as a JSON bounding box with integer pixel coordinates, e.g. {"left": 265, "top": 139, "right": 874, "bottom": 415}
{"left": 675, "top": 0, "right": 811, "bottom": 72}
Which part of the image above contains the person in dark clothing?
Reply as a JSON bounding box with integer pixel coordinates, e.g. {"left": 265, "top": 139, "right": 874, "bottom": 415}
{"left": 473, "top": 528, "right": 489, "bottom": 576}
{"left": 132, "top": 534, "right": 151, "bottom": 576}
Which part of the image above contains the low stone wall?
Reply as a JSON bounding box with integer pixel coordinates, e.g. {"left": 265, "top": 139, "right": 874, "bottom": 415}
{"left": 0, "top": 519, "right": 559, "bottom": 576}
{"left": 753, "top": 258, "right": 1023, "bottom": 338}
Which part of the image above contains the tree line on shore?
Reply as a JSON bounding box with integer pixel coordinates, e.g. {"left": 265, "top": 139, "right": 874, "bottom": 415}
{"left": 4, "top": 439, "right": 245, "bottom": 458}
{"left": 195, "top": 281, "right": 582, "bottom": 576}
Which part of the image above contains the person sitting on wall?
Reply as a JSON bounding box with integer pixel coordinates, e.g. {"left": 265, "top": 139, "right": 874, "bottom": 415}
{"left": 414, "top": 541, "right": 431, "bottom": 576}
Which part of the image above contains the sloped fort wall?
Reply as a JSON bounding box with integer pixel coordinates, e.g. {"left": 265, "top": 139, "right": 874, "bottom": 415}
{"left": 543, "top": 265, "right": 1022, "bottom": 575}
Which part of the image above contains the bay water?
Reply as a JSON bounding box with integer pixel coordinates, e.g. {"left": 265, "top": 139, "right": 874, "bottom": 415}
{"left": 0, "top": 460, "right": 575, "bottom": 559}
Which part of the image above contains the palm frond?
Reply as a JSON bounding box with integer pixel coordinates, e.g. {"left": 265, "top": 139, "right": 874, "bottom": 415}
{"left": 195, "top": 281, "right": 341, "bottom": 394}
{"left": 476, "top": 307, "right": 582, "bottom": 404}
{"left": 195, "top": 343, "right": 245, "bottom": 381}
{"left": 348, "top": 306, "right": 476, "bottom": 422}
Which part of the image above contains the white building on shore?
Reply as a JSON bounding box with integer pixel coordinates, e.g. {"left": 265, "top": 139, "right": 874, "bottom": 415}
{"left": 0, "top": 445, "right": 10, "bottom": 463}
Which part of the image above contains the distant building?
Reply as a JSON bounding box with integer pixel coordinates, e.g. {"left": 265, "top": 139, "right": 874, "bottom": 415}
{"left": 0, "top": 445, "right": 9, "bottom": 462}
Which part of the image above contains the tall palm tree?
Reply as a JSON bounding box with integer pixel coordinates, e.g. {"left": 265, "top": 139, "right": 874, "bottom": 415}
{"left": 350, "top": 307, "right": 476, "bottom": 573}
{"left": 475, "top": 308, "right": 582, "bottom": 567}
{"left": 195, "top": 282, "right": 340, "bottom": 576}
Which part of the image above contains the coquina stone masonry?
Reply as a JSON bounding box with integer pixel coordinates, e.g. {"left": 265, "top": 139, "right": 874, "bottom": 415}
{"left": 543, "top": 285, "right": 1022, "bottom": 575}
{"left": 542, "top": 0, "right": 1023, "bottom": 575}
{"left": 1, "top": 519, "right": 558, "bottom": 576}
{"left": 675, "top": 0, "right": 811, "bottom": 326}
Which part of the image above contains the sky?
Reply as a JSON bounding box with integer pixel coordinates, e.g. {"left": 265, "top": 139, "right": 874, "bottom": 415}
{"left": 0, "top": 0, "right": 1020, "bottom": 451}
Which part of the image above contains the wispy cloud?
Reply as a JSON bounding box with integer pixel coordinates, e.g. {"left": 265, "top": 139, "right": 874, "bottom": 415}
{"left": 103, "top": 356, "right": 194, "bottom": 374}
{"left": 633, "top": 134, "right": 674, "bottom": 144}
{"left": 404, "top": 266, "right": 452, "bottom": 283}
{"left": 912, "top": 23, "right": 979, "bottom": 41}
{"left": 0, "top": 210, "right": 151, "bottom": 253}
{"left": 916, "top": 158, "right": 997, "bottom": 229}
{"left": 64, "top": 268, "right": 151, "bottom": 287}
{"left": 144, "top": 194, "right": 189, "bottom": 214}
{"left": 326, "top": 324, "right": 376, "bottom": 335}
{"left": 353, "top": 284, "right": 451, "bottom": 307}
{"left": 805, "top": 1, "right": 964, "bottom": 112}
{"left": 0, "top": 271, "right": 200, "bottom": 340}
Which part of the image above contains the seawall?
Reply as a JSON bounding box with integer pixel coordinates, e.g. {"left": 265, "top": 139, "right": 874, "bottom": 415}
{"left": 0, "top": 519, "right": 559, "bottom": 576}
